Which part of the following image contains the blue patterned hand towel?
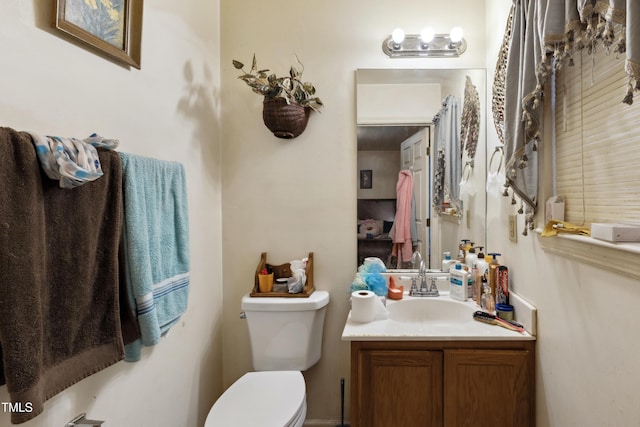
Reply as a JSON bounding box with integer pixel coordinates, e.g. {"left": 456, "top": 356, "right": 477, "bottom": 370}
{"left": 119, "top": 152, "right": 190, "bottom": 362}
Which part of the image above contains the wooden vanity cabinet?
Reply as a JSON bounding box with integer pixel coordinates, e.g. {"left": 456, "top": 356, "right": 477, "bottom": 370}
{"left": 355, "top": 349, "right": 444, "bottom": 426}
{"left": 350, "top": 340, "right": 535, "bottom": 427}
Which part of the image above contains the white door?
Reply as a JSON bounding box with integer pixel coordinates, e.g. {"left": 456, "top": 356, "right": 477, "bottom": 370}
{"left": 400, "top": 127, "right": 437, "bottom": 268}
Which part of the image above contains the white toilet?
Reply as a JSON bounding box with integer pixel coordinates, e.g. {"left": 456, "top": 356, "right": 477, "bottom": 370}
{"left": 204, "top": 290, "right": 330, "bottom": 427}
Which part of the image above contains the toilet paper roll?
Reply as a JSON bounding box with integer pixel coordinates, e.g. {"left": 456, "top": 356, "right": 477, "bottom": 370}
{"left": 351, "top": 290, "right": 389, "bottom": 323}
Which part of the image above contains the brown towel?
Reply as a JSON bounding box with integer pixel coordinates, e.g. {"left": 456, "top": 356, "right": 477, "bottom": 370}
{"left": 0, "top": 127, "right": 125, "bottom": 424}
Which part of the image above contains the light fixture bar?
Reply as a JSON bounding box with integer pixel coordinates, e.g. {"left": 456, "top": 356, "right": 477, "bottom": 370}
{"left": 382, "top": 33, "right": 467, "bottom": 58}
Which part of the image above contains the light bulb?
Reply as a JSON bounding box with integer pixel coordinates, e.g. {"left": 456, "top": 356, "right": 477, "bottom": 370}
{"left": 391, "top": 28, "right": 405, "bottom": 46}
{"left": 450, "top": 27, "right": 464, "bottom": 43}
{"left": 420, "top": 27, "right": 435, "bottom": 44}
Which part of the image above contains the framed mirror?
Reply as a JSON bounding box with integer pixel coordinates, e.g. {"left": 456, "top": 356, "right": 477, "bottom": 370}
{"left": 355, "top": 68, "right": 487, "bottom": 270}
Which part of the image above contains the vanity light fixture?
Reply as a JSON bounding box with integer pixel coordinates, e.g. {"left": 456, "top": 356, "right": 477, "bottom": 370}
{"left": 391, "top": 28, "right": 405, "bottom": 49}
{"left": 382, "top": 26, "right": 467, "bottom": 58}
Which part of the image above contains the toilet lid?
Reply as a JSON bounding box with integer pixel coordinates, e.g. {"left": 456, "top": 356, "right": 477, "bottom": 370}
{"left": 205, "top": 371, "right": 306, "bottom": 427}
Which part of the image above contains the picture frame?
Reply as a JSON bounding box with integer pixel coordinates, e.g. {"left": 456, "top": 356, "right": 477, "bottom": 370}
{"left": 54, "top": 0, "right": 143, "bottom": 69}
{"left": 360, "top": 170, "right": 373, "bottom": 189}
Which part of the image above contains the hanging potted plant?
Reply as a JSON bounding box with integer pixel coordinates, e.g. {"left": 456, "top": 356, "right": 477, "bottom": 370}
{"left": 232, "top": 55, "right": 323, "bottom": 139}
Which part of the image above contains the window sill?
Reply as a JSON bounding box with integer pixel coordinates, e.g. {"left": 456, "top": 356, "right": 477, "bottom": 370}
{"left": 536, "top": 228, "right": 640, "bottom": 280}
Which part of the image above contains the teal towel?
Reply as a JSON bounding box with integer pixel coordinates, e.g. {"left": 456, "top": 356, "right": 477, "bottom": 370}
{"left": 119, "top": 153, "right": 190, "bottom": 362}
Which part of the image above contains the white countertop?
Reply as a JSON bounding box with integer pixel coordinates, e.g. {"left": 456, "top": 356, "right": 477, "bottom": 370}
{"left": 341, "top": 292, "right": 536, "bottom": 342}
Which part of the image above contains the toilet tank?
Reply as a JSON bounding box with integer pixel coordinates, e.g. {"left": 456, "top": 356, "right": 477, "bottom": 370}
{"left": 241, "top": 291, "right": 330, "bottom": 371}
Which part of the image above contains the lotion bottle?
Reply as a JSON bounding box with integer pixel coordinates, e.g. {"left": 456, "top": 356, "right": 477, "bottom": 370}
{"left": 465, "top": 244, "right": 478, "bottom": 268}
{"left": 442, "top": 251, "right": 454, "bottom": 272}
{"left": 449, "top": 263, "right": 469, "bottom": 301}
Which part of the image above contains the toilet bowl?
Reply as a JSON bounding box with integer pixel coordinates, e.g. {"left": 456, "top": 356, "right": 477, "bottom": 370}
{"left": 204, "top": 371, "right": 306, "bottom": 427}
{"left": 204, "top": 290, "right": 329, "bottom": 426}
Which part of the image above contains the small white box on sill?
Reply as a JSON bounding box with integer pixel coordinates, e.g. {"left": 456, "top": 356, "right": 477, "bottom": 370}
{"left": 590, "top": 223, "right": 640, "bottom": 242}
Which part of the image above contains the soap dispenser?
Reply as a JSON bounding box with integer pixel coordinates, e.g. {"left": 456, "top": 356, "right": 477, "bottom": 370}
{"left": 465, "top": 245, "right": 478, "bottom": 269}
{"left": 475, "top": 247, "right": 487, "bottom": 272}
{"left": 457, "top": 239, "right": 470, "bottom": 262}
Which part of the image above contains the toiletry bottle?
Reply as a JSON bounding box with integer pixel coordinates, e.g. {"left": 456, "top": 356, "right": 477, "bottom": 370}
{"left": 484, "top": 254, "right": 492, "bottom": 270}
{"left": 465, "top": 245, "right": 478, "bottom": 269}
{"left": 476, "top": 246, "right": 489, "bottom": 305}
{"left": 471, "top": 261, "right": 479, "bottom": 302}
{"left": 480, "top": 275, "right": 495, "bottom": 313}
{"left": 488, "top": 253, "right": 502, "bottom": 301}
{"left": 442, "top": 251, "right": 456, "bottom": 272}
{"left": 449, "top": 263, "right": 469, "bottom": 301}
{"left": 476, "top": 264, "right": 485, "bottom": 306}
{"left": 457, "top": 239, "right": 470, "bottom": 262}
{"left": 462, "top": 264, "right": 473, "bottom": 298}
{"left": 474, "top": 247, "right": 488, "bottom": 305}
{"left": 477, "top": 272, "right": 485, "bottom": 306}
{"left": 496, "top": 265, "right": 509, "bottom": 305}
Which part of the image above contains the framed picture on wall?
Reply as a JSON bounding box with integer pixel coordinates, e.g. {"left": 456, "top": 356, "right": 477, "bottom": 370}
{"left": 54, "top": 0, "right": 144, "bottom": 69}
{"left": 360, "top": 170, "right": 372, "bottom": 189}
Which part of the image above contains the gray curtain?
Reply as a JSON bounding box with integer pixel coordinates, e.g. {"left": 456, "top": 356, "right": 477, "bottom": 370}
{"left": 433, "top": 95, "right": 462, "bottom": 215}
{"left": 501, "top": 0, "right": 639, "bottom": 233}
{"left": 503, "top": 0, "right": 543, "bottom": 233}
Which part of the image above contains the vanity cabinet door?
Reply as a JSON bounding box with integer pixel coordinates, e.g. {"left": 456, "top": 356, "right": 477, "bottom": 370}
{"left": 443, "top": 349, "right": 534, "bottom": 427}
{"left": 353, "top": 349, "right": 443, "bottom": 427}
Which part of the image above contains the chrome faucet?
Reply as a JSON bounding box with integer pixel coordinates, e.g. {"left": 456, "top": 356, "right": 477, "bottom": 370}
{"left": 419, "top": 260, "right": 428, "bottom": 293}
{"left": 408, "top": 262, "right": 443, "bottom": 297}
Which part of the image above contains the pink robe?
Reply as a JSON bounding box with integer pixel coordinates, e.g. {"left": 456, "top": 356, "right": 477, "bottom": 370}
{"left": 391, "top": 170, "right": 414, "bottom": 264}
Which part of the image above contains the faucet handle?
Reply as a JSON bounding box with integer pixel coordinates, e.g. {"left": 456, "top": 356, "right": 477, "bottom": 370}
{"left": 428, "top": 276, "right": 448, "bottom": 296}
{"left": 407, "top": 276, "right": 419, "bottom": 296}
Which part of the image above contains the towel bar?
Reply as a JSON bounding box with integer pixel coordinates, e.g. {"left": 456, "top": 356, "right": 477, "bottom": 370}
{"left": 65, "top": 413, "right": 104, "bottom": 427}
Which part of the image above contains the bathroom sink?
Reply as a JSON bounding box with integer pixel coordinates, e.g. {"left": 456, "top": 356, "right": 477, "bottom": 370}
{"left": 343, "top": 287, "right": 535, "bottom": 341}
{"left": 387, "top": 297, "right": 475, "bottom": 323}
{"left": 343, "top": 292, "right": 534, "bottom": 341}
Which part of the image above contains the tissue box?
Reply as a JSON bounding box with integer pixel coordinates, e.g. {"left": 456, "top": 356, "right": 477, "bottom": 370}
{"left": 545, "top": 196, "right": 565, "bottom": 222}
{"left": 590, "top": 223, "right": 640, "bottom": 242}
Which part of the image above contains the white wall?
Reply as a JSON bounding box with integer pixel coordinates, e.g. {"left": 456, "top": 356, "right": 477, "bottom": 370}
{"left": 357, "top": 151, "right": 400, "bottom": 199}
{"left": 9, "top": 2, "right": 634, "bottom": 426}
{"left": 486, "top": 1, "right": 640, "bottom": 426}
{"left": 221, "top": 0, "right": 486, "bottom": 423}
{"left": 357, "top": 83, "right": 442, "bottom": 124}
{"left": 0, "top": 2, "right": 223, "bottom": 426}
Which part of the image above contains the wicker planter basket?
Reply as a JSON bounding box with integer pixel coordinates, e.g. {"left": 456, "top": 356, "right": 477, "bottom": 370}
{"left": 262, "top": 97, "right": 311, "bottom": 139}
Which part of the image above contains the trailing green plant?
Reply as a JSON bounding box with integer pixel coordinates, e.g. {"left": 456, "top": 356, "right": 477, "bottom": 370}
{"left": 232, "top": 54, "right": 324, "bottom": 113}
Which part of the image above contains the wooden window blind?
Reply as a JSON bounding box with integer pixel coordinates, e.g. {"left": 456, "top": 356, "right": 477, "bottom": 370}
{"left": 555, "top": 46, "right": 640, "bottom": 226}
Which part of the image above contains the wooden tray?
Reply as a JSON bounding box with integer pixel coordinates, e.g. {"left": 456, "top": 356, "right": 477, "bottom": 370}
{"left": 251, "top": 252, "right": 315, "bottom": 297}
